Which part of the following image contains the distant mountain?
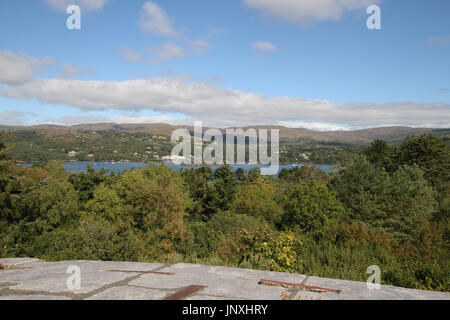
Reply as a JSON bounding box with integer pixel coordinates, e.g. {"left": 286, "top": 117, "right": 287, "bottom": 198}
{"left": 1, "top": 123, "right": 448, "bottom": 145}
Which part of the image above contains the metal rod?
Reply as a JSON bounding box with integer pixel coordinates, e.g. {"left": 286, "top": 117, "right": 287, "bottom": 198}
{"left": 258, "top": 279, "right": 341, "bottom": 295}
{"left": 107, "top": 270, "right": 174, "bottom": 275}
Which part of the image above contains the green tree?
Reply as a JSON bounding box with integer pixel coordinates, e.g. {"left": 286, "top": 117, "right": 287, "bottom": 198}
{"left": 180, "top": 167, "right": 213, "bottom": 220}
{"left": 117, "top": 166, "right": 188, "bottom": 258}
{"left": 279, "top": 165, "right": 328, "bottom": 183}
{"left": 364, "top": 139, "right": 391, "bottom": 168}
{"left": 231, "top": 178, "right": 283, "bottom": 225}
{"left": 84, "top": 183, "right": 125, "bottom": 223}
{"left": 282, "top": 181, "right": 346, "bottom": 233}
{"left": 184, "top": 212, "right": 264, "bottom": 258}
{"left": 37, "top": 162, "right": 79, "bottom": 228}
{"left": 33, "top": 215, "right": 145, "bottom": 262}
{"left": 4, "top": 162, "right": 78, "bottom": 228}
{"left": 390, "top": 134, "right": 449, "bottom": 192}
{"left": 218, "top": 226, "right": 302, "bottom": 272}
{"left": 68, "top": 165, "right": 111, "bottom": 203}
{"left": 204, "top": 165, "right": 237, "bottom": 215}
{"left": 330, "top": 156, "right": 437, "bottom": 240}
{"left": 0, "top": 131, "right": 13, "bottom": 219}
{"left": 235, "top": 168, "right": 247, "bottom": 182}
{"left": 0, "top": 131, "right": 12, "bottom": 177}
{"left": 247, "top": 167, "right": 261, "bottom": 182}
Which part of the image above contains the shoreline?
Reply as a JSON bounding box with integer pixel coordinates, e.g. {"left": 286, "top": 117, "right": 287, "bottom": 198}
{"left": 15, "top": 159, "right": 336, "bottom": 167}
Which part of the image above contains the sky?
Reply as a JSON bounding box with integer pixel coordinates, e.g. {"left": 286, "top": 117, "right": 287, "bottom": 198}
{"left": 0, "top": 0, "right": 449, "bottom": 130}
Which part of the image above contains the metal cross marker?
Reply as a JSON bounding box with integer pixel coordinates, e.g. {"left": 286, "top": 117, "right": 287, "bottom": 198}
{"left": 288, "top": 275, "right": 309, "bottom": 299}
{"left": 258, "top": 279, "right": 342, "bottom": 295}
{"left": 163, "top": 285, "right": 207, "bottom": 300}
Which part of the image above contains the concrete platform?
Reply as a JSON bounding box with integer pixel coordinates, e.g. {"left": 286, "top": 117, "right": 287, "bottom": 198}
{"left": 0, "top": 258, "right": 448, "bottom": 300}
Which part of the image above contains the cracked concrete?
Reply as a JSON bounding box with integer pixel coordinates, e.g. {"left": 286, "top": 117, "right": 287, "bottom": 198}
{"left": 0, "top": 258, "right": 448, "bottom": 300}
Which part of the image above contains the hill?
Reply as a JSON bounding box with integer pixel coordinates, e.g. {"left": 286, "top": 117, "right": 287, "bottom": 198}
{"left": 1, "top": 123, "right": 448, "bottom": 163}
{"left": 1, "top": 123, "right": 447, "bottom": 144}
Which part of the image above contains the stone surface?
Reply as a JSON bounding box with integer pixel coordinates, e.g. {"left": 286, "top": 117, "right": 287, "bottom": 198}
{"left": 86, "top": 286, "right": 170, "bottom": 300}
{"left": 0, "top": 258, "right": 448, "bottom": 300}
{"left": 0, "top": 260, "right": 164, "bottom": 295}
{"left": 130, "top": 263, "right": 308, "bottom": 300}
{"left": 0, "top": 295, "right": 70, "bottom": 300}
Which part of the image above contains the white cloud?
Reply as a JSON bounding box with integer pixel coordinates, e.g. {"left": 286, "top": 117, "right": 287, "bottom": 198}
{"left": 27, "top": 114, "right": 191, "bottom": 126}
{"left": 118, "top": 41, "right": 209, "bottom": 64}
{"left": 1, "top": 51, "right": 447, "bottom": 129}
{"left": 139, "top": 1, "right": 180, "bottom": 37}
{"left": 1, "top": 77, "right": 449, "bottom": 128}
{"left": 57, "top": 63, "right": 94, "bottom": 79}
{"left": 243, "top": 0, "right": 379, "bottom": 25}
{"left": 149, "top": 42, "right": 185, "bottom": 64}
{"left": 279, "top": 121, "right": 350, "bottom": 131}
{"left": 0, "top": 110, "right": 31, "bottom": 125}
{"left": 252, "top": 41, "right": 277, "bottom": 53}
{"left": 44, "top": 0, "right": 110, "bottom": 12}
{"left": 188, "top": 40, "right": 212, "bottom": 54}
{"left": 0, "top": 50, "right": 54, "bottom": 85}
{"left": 427, "top": 35, "right": 450, "bottom": 48}
{"left": 117, "top": 47, "right": 145, "bottom": 63}
{"left": 0, "top": 51, "right": 94, "bottom": 83}
{"left": 206, "top": 26, "right": 231, "bottom": 36}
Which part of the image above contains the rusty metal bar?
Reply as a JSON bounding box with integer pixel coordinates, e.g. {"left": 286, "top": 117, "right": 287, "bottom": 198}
{"left": 163, "top": 285, "right": 206, "bottom": 300}
{"left": 107, "top": 270, "right": 174, "bottom": 275}
{"left": 258, "top": 279, "right": 341, "bottom": 295}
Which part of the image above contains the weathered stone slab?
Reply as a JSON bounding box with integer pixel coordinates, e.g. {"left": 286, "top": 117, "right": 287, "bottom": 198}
{"left": 304, "top": 276, "right": 450, "bottom": 300}
{"left": 0, "top": 260, "right": 164, "bottom": 295}
{"left": 86, "top": 286, "right": 169, "bottom": 300}
{"left": 0, "top": 295, "right": 70, "bottom": 300}
{"left": 130, "top": 263, "right": 308, "bottom": 300}
{"left": 186, "top": 294, "right": 246, "bottom": 300}
{"left": 1, "top": 259, "right": 448, "bottom": 300}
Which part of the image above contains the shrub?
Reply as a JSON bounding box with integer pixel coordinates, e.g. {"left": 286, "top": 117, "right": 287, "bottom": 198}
{"left": 183, "top": 212, "right": 264, "bottom": 258}
{"left": 282, "top": 181, "right": 346, "bottom": 233}
{"left": 218, "top": 226, "right": 302, "bottom": 272}
{"left": 231, "top": 178, "right": 283, "bottom": 225}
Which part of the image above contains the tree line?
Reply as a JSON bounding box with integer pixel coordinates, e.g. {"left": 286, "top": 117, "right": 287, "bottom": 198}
{"left": 0, "top": 131, "right": 448, "bottom": 291}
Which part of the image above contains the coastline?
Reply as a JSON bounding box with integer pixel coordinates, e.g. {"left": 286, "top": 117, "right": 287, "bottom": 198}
{"left": 15, "top": 159, "right": 336, "bottom": 167}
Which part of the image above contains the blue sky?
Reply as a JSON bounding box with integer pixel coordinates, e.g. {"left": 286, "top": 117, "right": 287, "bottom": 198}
{"left": 0, "top": 0, "right": 449, "bottom": 130}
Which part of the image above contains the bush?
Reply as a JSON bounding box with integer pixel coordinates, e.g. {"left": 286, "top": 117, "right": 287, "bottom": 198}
{"left": 33, "top": 216, "right": 146, "bottom": 262}
{"left": 231, "top": 178, "right": 283, "bottom": 225}
{"left": 183, "top": 212, "right": 264, "bottom": 258}
{"left": 217, "top": 226, "right": 302, "bottom": 272}
{"left": 282, "top": 181, "right": 346, "bottom": 233}
{"left": 384, "top": 260, "right": 449, "bottom": 292}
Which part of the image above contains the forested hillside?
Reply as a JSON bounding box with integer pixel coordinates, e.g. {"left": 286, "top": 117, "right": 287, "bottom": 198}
{"left": 1, "top": 131, "right": 448, "bottom": 291}
{"left": 1, "top": 124, "right": 448, "bottom": 164}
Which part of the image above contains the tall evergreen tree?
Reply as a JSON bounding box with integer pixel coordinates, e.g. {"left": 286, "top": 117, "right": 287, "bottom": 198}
{"left": 390, "top": 134, "right": 449, "bottom": 190}
{"left": 364, "top": 139, "right": 391, "bottom": 168}
{"left": 204, "top": 165, "right": 237, "bottom": 215}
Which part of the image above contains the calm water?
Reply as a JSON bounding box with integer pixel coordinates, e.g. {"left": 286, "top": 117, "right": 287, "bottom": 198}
{"left": 20, "top": 161, "right": 335, "bottom": 175}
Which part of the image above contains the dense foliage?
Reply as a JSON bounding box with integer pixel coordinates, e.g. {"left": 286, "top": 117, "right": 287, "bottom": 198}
{"left": 0, "top": 132, "right": 448, "bottom": 292}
